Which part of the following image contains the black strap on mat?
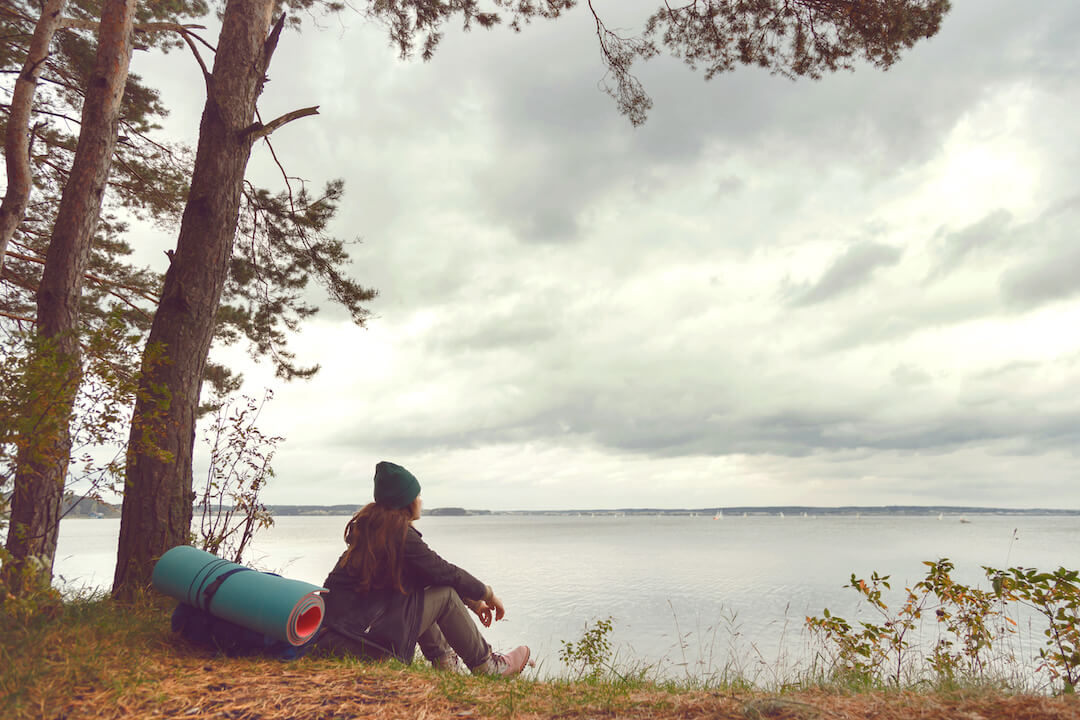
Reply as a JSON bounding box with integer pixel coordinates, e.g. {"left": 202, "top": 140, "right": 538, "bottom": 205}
{"left": 201, "top": 567, "right": 252, "bottom": 611}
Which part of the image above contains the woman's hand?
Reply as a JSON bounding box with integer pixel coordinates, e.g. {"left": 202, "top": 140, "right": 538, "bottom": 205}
{"left": 483, "top": 585, "right": 506, "bottom": 623}
{"left": 467, "top": 587, "right": 506, "bottom": 626}
{"left": 465, "top": 597, "right": 494, "bottom": 626}
{"left": 488, "top": 593, "right": 505, "bottom": 622}
{"left": 474, "top": 600, "right": 493, "bottom": 627}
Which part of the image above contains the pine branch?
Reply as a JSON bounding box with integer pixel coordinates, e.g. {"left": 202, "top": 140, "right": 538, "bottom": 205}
{"left": 58, "top": 18, "right": 206, "bottom": 36}
{"left": 0, "top": 309, "right": 35, "bottom": 323}
{"left": 3, "top": 250, "right": 159, "bottom": 305}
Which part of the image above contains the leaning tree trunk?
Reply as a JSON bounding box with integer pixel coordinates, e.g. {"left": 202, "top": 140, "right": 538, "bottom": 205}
{"left": 3, "top": 0, "right": 135, "bottom": 589}
{"left": 0, "top": 0, "right": 68, "bottom": 277}
{"left": 112, "top": 0, "right": 280, "bottom": 601}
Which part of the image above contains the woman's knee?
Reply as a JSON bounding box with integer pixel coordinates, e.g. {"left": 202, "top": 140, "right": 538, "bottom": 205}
{"left": 421, "top": 585, "right": 460, "bottom": 628}
{"left": 425, "top": 585, "right": 456, "bottom": 608}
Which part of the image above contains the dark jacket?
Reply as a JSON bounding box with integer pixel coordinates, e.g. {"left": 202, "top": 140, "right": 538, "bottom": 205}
{"left": 318, "top": 525, "right": 487, "bottom": 663}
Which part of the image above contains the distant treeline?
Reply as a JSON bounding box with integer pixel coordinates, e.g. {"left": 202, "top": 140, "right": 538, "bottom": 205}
{"left": 264, "top": 504, "right": 1078, "bottom": 517}
{"left": 510, "top": 506, "right": 1080, "bottom": 517}
{"left": 48, "top": 500, "right": 1079, "bottom": 520}
{"left": 58, "top": 493, "right": 121, "bottom": 519}
{"left": 265, "top": 505, "right": 492, "bottom": 517}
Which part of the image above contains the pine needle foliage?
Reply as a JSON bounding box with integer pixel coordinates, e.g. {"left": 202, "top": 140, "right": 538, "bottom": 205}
{"left": 221, "top": 179, "right": 377, "bottom": 381}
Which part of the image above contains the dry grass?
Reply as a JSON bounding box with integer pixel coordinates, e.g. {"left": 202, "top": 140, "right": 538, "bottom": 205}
{"left": 28, "top": 658, "right": 1080, "bottom": 720}
{"left": 4, "top": 597, "right": 1080, "bottom": 720}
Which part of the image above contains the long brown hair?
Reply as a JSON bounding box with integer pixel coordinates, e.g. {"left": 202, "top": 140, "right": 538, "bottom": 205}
{"left": 337, "top": 502, "right": 413, "bottom": 593}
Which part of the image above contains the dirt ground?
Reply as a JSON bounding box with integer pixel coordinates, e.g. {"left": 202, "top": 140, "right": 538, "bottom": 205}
{"left": 38, "top": 657, "right": 1080, "bottom": 720}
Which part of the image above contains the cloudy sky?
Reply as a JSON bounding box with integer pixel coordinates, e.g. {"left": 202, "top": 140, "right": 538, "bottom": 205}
{"left": 127, "top": 0, "right": 1080, "bottom": 511}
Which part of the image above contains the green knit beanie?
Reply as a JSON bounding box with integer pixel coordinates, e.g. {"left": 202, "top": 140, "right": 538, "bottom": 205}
{"left": 373, "top": 461, "right": 421, "bottom": 509}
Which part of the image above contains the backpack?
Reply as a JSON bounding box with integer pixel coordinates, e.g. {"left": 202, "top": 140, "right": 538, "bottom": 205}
{"left": 170, "top": 602, "right": 318, "bottom": 660}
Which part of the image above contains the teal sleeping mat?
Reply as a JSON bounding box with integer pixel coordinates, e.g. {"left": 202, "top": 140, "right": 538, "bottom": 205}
{"left": 151, "top": 545, "right": 326, "bottom": 646}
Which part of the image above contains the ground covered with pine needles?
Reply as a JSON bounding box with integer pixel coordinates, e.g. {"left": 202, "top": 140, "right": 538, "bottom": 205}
{"left": 3, "top": 595, "right": 1080, "bottom": 720}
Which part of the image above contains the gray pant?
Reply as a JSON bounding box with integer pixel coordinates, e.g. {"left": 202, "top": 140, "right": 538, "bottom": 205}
{"left": 417, "top": 586, "right": 491, "bottom": 668}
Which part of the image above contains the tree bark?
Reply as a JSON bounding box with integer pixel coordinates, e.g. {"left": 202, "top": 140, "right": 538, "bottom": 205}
{"left": 113, "top": 0, "right": 278, "bottom": 601}
{"left": 4, "top": 0, "right": 136, "bottom": 587}
{"left": 0, "top": 0, "right": 68, "bottom": 277}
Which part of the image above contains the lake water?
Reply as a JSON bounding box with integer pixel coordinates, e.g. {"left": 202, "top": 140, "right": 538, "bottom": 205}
{"left": 53, "top": 513, "right": 1079, "bottom": 681}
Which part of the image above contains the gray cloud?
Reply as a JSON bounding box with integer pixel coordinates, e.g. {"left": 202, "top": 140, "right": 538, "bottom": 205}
{"left": 891, "top": 364, "right": 933, "bottom": 387}
{"left": 1001, "top": 246, "right": 1080, "bottom": 309}
{"left": 333, "top": 370, "right": 1080, "bottom": 461}
{"left": 715, "top": 175, "right": 745, "bottom": 197}
{"left": 519, "top": 206, "right": 580, "bottom": 245}
{"left": 996, "top": 199, "right": 1080, "bottom": 310}
{"left": 788, "top": 241, "right": 903, "bottom": 307}
{"left": 929, "top": 210, "right": 1015, "bottom": 281}
{"left": 818, "top": 195, "right": 1080, "bottom": 350}
{"left": 426, "top": 297, "right": 564, "bottom": 353}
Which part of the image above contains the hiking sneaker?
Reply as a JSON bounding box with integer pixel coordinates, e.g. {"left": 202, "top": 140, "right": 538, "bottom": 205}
{"left": 471, "top": 646, "right": 530, "bottom": 677}
{"left": 432, "top": 652, "right": 464, "bottom": 673}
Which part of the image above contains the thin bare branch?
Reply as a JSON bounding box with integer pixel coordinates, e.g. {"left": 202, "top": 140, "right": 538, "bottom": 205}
{"left": 242, "top": 106, "right": 320, "bottom": 140}
{"left": 253, "top": 108, "right": 298, "bottom": 214}
{"left": 175, "top": 26, "right": 214, "bottom": 82}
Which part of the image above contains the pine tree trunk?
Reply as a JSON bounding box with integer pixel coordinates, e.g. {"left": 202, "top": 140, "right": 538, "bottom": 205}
{"left": 0, "top": 0, "right": 68, "bottom": 277}
{"left": 112, "top": 0, "right": 278, "bottom": 601}
{"left": 3, "top": 0, "right": 135, "bottom": 588}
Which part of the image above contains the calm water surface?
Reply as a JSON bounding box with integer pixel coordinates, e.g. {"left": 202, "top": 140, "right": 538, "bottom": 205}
{"left": 54, "top": 513, "right": 1079, "bottom": 679}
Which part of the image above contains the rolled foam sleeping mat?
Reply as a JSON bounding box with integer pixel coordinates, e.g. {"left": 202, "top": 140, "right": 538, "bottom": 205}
{"left": 151, "top": 545, "right": 326, "bottom": 646}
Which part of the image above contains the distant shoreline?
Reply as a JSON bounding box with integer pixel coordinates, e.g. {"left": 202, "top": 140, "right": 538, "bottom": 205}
{"left": 260, "top": 504, "right": 1080, "bottom": 517}
{"left": 52, "top": 498, "right": 1080, "bottom": 519}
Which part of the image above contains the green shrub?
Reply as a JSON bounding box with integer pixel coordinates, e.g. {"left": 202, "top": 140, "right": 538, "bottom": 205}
{"left": 806, "top": 558, "right": 1080, "bottom": 694}
{"left": 989, "top": 566, "right": 1080, "bottom": 693}
{"left": 560, "top": 616, "right": 615, "bottom": 680}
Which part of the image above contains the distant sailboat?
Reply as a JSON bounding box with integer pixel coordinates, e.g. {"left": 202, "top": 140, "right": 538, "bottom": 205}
{"left": 713, "top": 510, "right": 723, "bottom": 520}
{"left": 778, "top": 511, "right": 785, "bottom": 518}
{"left": 937, "top": 512, "right": 943, "bottom": 520}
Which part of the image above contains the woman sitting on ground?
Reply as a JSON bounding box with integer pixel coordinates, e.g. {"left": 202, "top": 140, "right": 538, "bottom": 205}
{"left": 316, "top": 461, "right": 530, "bottom": 676}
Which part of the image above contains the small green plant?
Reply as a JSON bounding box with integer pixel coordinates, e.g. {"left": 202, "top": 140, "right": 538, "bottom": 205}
{"left": 988, "top": 565, "right": 1080, "bottom": 693}
{"left": 560, "top": 616, "right": 615, "bottom": 680}
{"left": 917, "top": 559, "right": 1001, "bottom": 682}
{"left": 805, "top": 569, "right": 929, "bottom": 686}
